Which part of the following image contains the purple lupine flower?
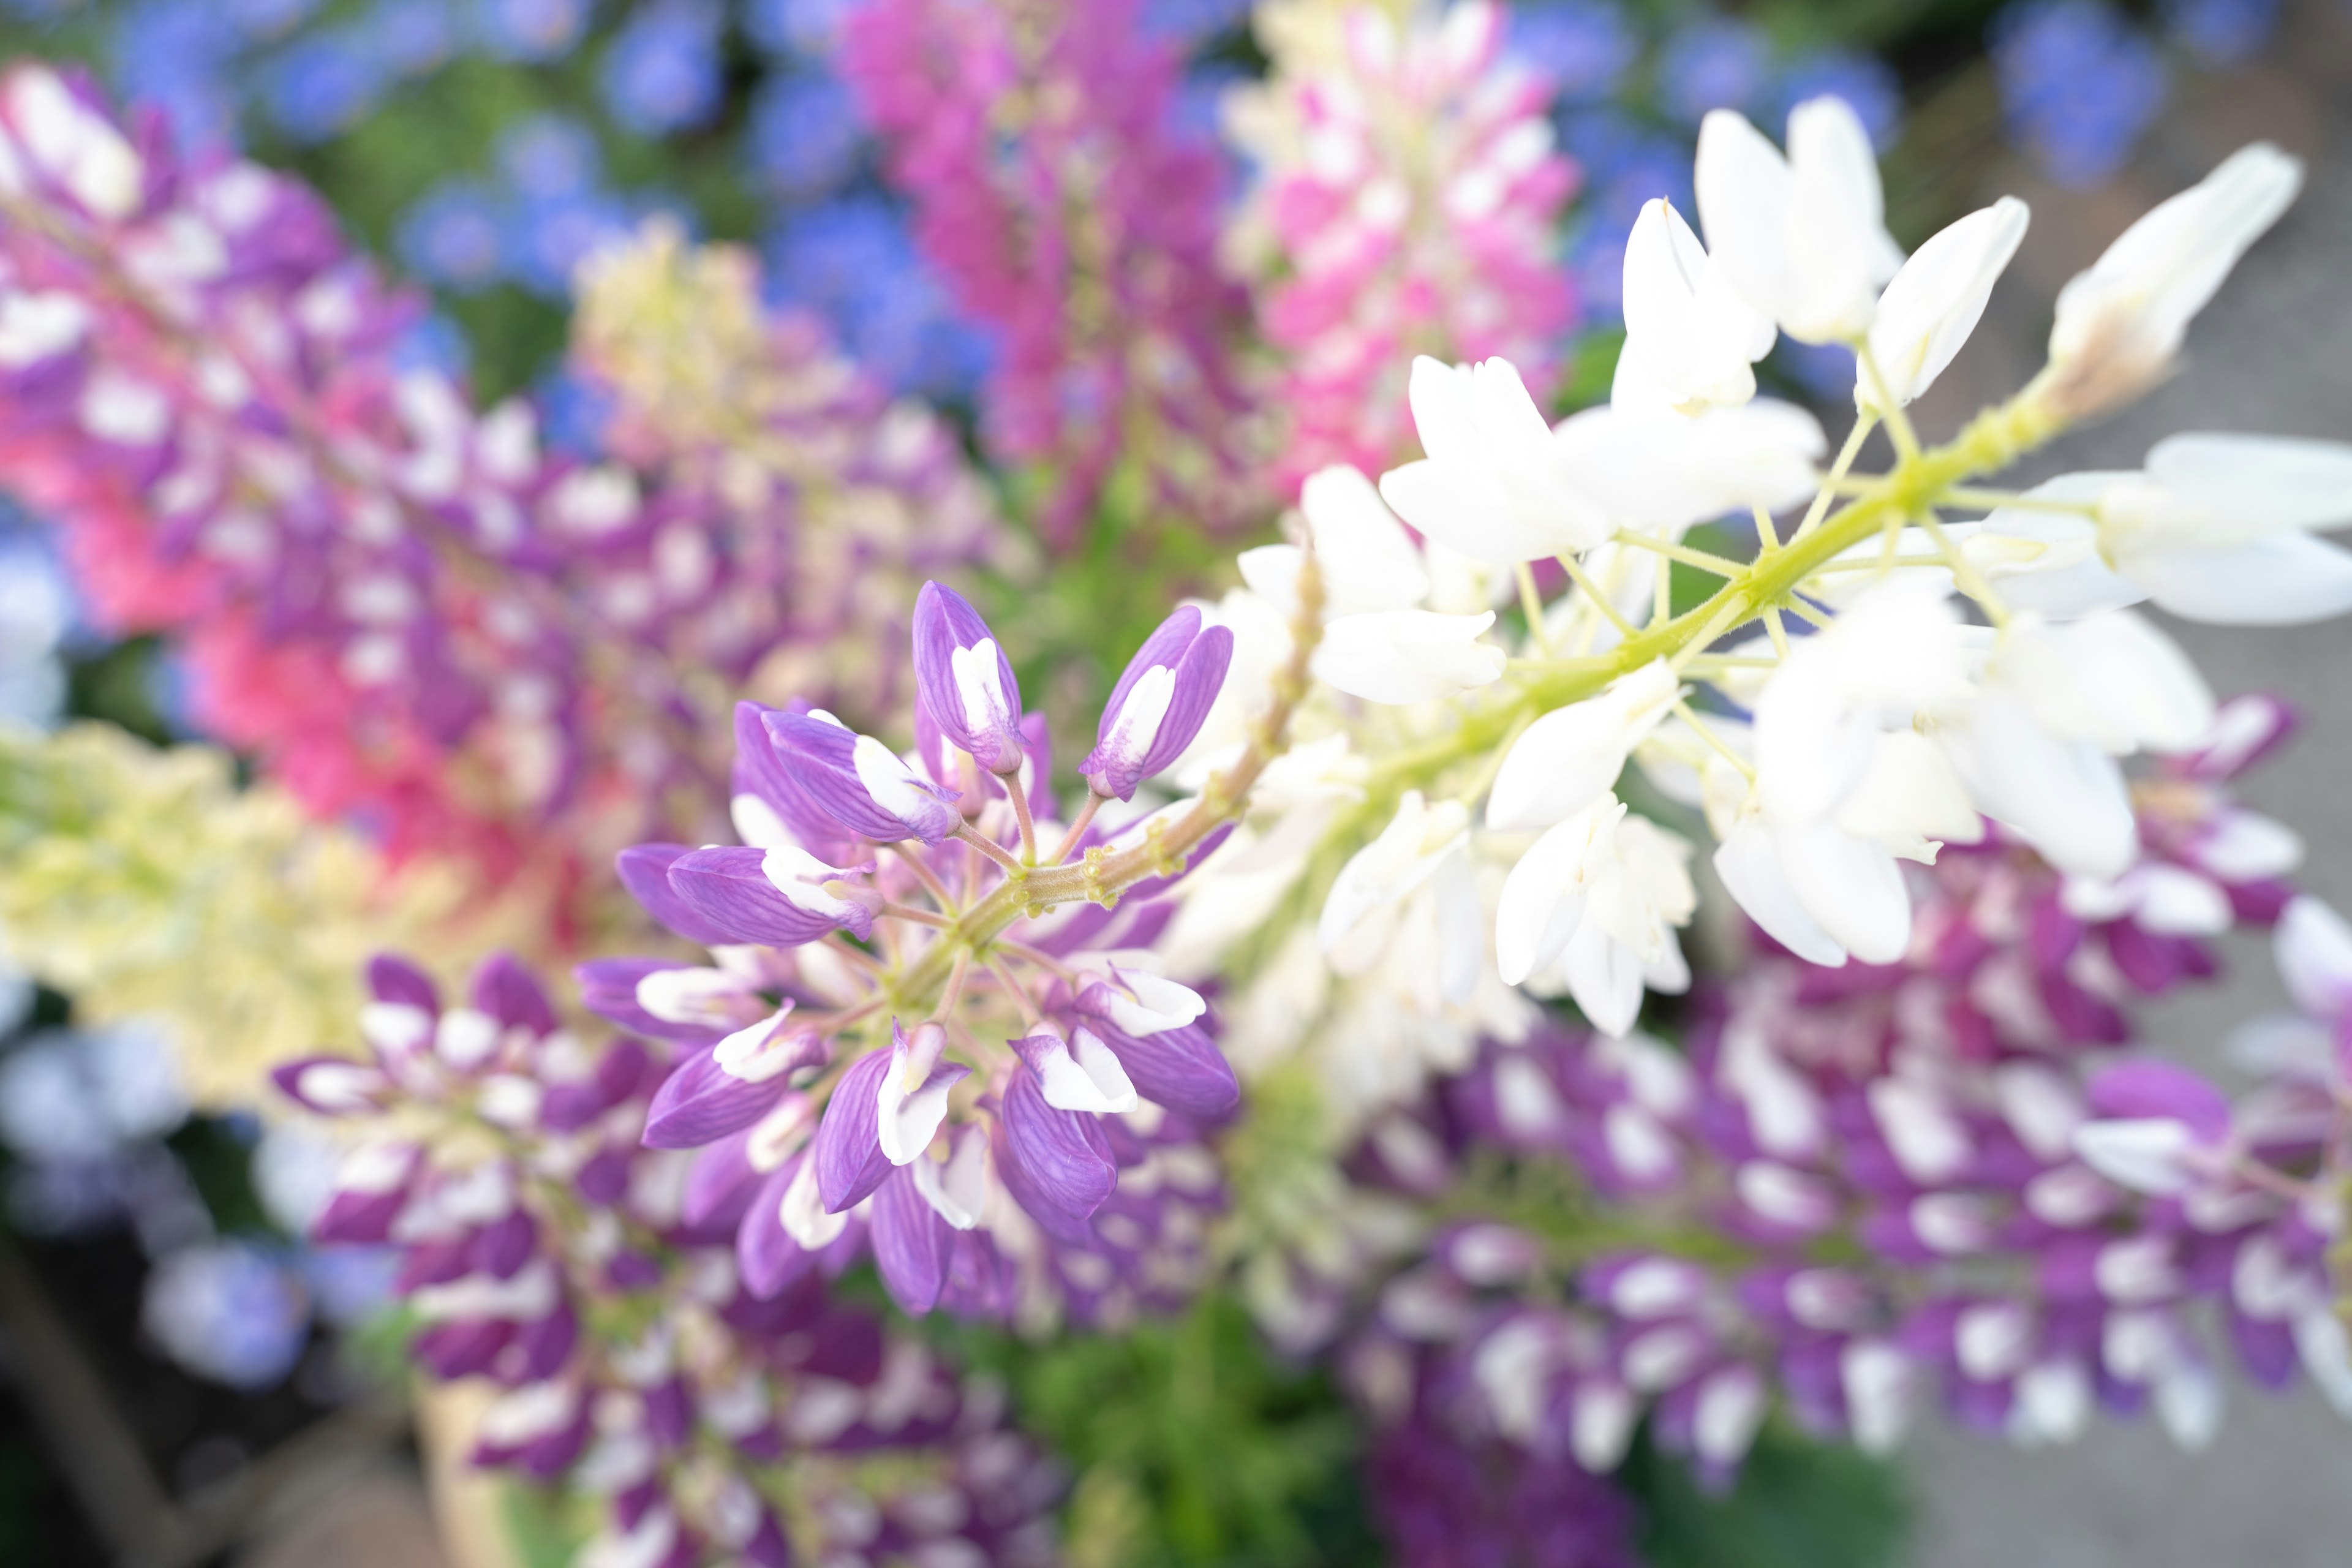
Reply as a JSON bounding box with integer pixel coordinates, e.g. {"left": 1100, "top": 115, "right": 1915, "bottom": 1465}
{"left": 281, "top": 952, "right": 1066, "bottom": 1565}
{"left": 761, "top": 710, "right": 963, "bottom": 845}
{"left": 913, "top": 580, "right": 1027, "bottom": 775}
{"left": 1080, "top": 605, "right": 1234, "bottom": 801}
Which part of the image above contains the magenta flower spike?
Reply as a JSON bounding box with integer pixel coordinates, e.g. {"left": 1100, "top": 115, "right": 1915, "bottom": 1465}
{"left": 913, "top": 581, "right": 1027, "bottom": 775}
{"left": 760, "top": 710, "right": 962, "bottom": 845}
{"left": 1080, "top": 606, "right": 1234, "bottom": 801}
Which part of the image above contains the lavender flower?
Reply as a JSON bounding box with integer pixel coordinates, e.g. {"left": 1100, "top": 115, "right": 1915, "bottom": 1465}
{"left": 282, "top": 952, "right": 1065, "bottom": 1567}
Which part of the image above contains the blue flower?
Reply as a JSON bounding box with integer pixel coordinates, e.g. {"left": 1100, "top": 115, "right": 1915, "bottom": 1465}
{"left": 109, "top": 0, "right": 243, "bottom": 147}
{"left": 497, "top": 112, "right": 603, "bottom": 200}
{"left": 471, "top": 0, "right": 590, "bottom": 64}
{"left": 398, "top": 180, "right": 507, "bottom": 291}
{"left": 1771, "top": 50, "right": 1904, "bottom": 150}
{"left": 535, "top": 367, "right": 617, "bottom": 457}
{"left": 1656, "top": 16, "right": 1771, "bottom": 126}
{"left": 1140, "top": 0, "right": 1253, "bottom": 46}
{"left": 143, "top": 1241, "right": 312, "bottom": 1390}
{"left": 2160, "top": 0, "right": 2281, "bottom": 65}
{"left": 742, "top": 0, "right": 854, "bottom": 59}
{"left": 261, "top": 32, "right": 388, "bottom": 145}
{"left": 746, "top": 72, "right": 862, "bottom": 200}
{"left": 1507, "top": 1, "right": 1637, "bottom": 105}
{"left": 601, "top": 0, "right": 724, "bottom": 137}
{"left": 766, "top": 197, "right": 993, "bottom": 399}
{"left": 1992, "top": 0, "right": 2167, "bottom": 188}
{"left": 371, "top": 0, "right": 458, "bottom": 77}
{"left": 394, "top": 314, "right": 474, "bottom": 377}
{"left": 505, "top": 190, "right": 638, "bottom": 298}
{"left": 1559, "top": 109, "right": 1694, "bottom": 234}
{"left": 227, "top": 0, "right": 319, "bottom": 42}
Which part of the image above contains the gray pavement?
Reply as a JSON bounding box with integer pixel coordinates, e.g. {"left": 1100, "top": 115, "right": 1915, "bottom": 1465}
{"left": 1902, "top": 4, "right": 2352, "bottom": 1562}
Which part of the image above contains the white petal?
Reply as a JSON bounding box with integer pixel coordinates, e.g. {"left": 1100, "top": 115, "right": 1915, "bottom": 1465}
{"left": 2133, "top": 533, "right": 2352, "bottom": 626}
{"left": 2277, "top": 896, "right": 2352, "bottom": 1018}
{"left": 1301, "top": 464, "right": 1430, "bottom": 615}
{"left": 1495, "top": 816, "right": 1600, "bottom": 986}
{"left": 1487, "top": 660, "right": 1679, "bottom": 830}
{"left": 2071, "top": 1118, "right": 2199, "bottom": 1195}
{"left": 2144, "top": 432, "right": 2352, "bottom": 536}
{"left": 1312, "top": 610, "right": 1506, "bottom": 704}
{"left": 1713, "top": 816, "right": 1847, "bottom": 967}
{"left": 1776, "top": 818, "right": 1911, "bottom": 965}
{"left": 1562, "top": 919, "right": 1645, "bottom": 1038}
{"left": 1861, "top": 197, "right": 2029, "bottom": 410}
{"left": 1939, "top": 687, "right": 2138, "bottom": 878}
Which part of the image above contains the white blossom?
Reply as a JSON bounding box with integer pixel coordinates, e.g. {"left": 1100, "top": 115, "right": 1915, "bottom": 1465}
{"left": 1859, "top": 197, "right": 2030, "bottom": 411}
{"left": 1488, "top": 660, "right": 1681, "bottom": 831}
{"left": 1694, "top": 97, "right": 1902, "bottom": 344}
{"left": 1495, "top": 794, "right": 1696, "bottom": 1035}
{"left": 1612, "top": 197, "right": 1776, "bottom": 415}
{"left": 1313, "top": 608, "right": 1507, "bottom": 704}
{"left": 1379, "top": 356, "right": 1611, "bottom": 563}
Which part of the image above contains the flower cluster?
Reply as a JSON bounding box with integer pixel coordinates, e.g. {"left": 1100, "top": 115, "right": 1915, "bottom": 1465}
{"left": 278, "top": 952, "right": 1064, "bottom": 1568}
{"left": 584, "top": 577, "right": 1317, "bottom": 1325}
{"left": 0, "top": 66, "right": 1001, "bottom": 930}
{"left": 1178, "top": 100, "right": 2328, "bottom": 1144}
{"left": 1226, "top": 0, "right": 1578, "bottom": 491}
{"left": 1335, "top": 709, "right": 2348, "bottom": 1501}
{"left": 840, "top": 0, "right": 1261, "bottom": 541}
{"left": 0, "top": 722, "right": 464, "bottom": 1106}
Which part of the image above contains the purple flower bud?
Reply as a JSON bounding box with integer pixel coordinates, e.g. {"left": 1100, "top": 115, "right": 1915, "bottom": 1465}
{"left": 666, "top": 845, "right": 880, "bottom": 948}
{"left": 812, "top": 1044, "right": 899, "bottom": 1213}
{"left": 993, "top": 1064, "right": 1118, "bottom": 1243}
{"left": 872, "top": 1163, "right": 956, "bottom": 1313}
{"left": 762, "top": 710, "right": 963, "bottom": 844}
{"left": 643, "top": 1019, "right": 823, "bottom": 1150}
{"left": 737, "top": 1156, "right": 826, "bottom": 1300}
{"left": 1080, "top": 605, "right": 1234, "bottom": 801}
{"left": 913, "top": 580, "right": 1027, "bottom": 774}
{"left": 617, "top": 843, "right": 740, "bottom": 946}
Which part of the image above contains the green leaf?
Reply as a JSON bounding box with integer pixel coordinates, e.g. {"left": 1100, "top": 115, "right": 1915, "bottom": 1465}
{"left": 1623, "top": 1421, "right": 1912, "bottom": 1568}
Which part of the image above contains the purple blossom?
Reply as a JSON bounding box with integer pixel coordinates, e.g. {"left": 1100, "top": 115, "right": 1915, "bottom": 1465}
{"left": 1080, "top": 605, "right": 1234, "bottom": 802}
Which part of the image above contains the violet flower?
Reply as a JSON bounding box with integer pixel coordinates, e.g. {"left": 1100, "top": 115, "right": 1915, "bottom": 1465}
{"left": 1080, "top": 605, "right": 1235, "bottom": 802}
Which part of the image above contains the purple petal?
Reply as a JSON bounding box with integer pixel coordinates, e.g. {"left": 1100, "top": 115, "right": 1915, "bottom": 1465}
{"left": 668, "top": 846, "right": 860, "bottom": 948}
{"left": 763, "top": 710, "right": 962, "bottom": 844}
{"left": 737, "top": 1158, "right": 821, "bottom": 1300}
{"left": 1077, "top": 1017, "right": 1239, "bottom": 1120}
{"left": 813, "top": 1047, "right": 896, "bottom": 1213}
{"left": 618, "top": 843, "right": 739, "bottom": 946}
{"left": 682, "top": 1128, "right": 760, "bottom": 1229}
{"left": 1144, "top": 623, "right": 1233, "bottom": 776}
{"left": 643, "top": 1046, "right": 801, "bottom": 1150}
{"left": 470, "top": 952, "right": 556, "bottom": 1036}
{"left": 472, "top": 1212, "right": 537, "bottom": 1278}
{"left": 1102, "top": 606, "right": 1202, "bottom": 731}
{"left": 993, "top": 1066, "right": 1117, "bottom": 1242}
{"left": 271, "top": 1056, "right": 392, "bottom": 1116}
{"left": 573, "top": 959, "right": 728, "bottom": 1046}
{"left": 367, "top": 954, "right": 440, "bottom": 1012}
{"left": 2085, "top": 1060, "right": 2233, "bottom": 1143}
{"left": 913, "top": 580, "right": 1025, "bottom": 773}
{"left": 733, "top": 700, "right": 856, "bottom": 858}
{"left": 872, "top": 1164, "right": 954, "bottom": 1314}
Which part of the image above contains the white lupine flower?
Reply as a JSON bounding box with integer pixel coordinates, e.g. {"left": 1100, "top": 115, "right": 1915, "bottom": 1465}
{"left": 1553, "top": 399, "right": 1827, "bottom": 538}
{"left": 1379, "top": 356, "right": 1612, "bottom": 563}
{"left": 1312, "top": 608, "right": 1507, "bottom": 704}
{"left": 1983, "top": 435, "right": 2352, "bottom": 625}
{"left": 1611, "top": 197, "right": 1777, "bottom": 415}
{"left": 1251, "top": 464, "right": 1431, "bottom": 618}
{"left": 1319, "top": 791, "right": 1482, "bottom": 1005}
{"left": 1488, "top": 660, "right": 1681, "bottom": 831}
{"left": 1713, "top": 809, "right": 1912, "bottom": 968}
{"left": 2048, "top": 142, "right": 2302, "bottom": 402}
{"left": 1937, "top": 610, "right": 2212, "bottom": 879}
{"left": 1858, "top": 197, "right": 2030, "bottom": 411}
{"left": 1694, "top": 97, "right": 1903, "bottom": 344}
{"left": 1496, "top": 795, "right": 1696, "bottom": 1036}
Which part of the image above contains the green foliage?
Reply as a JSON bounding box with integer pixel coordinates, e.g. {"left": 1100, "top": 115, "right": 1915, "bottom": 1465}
{"left": 1623, "top": 1421, "right": 1912, "bottom": 1568}
{"left": 941, "top": 1293, "right": 1378, "bottom": 1568}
